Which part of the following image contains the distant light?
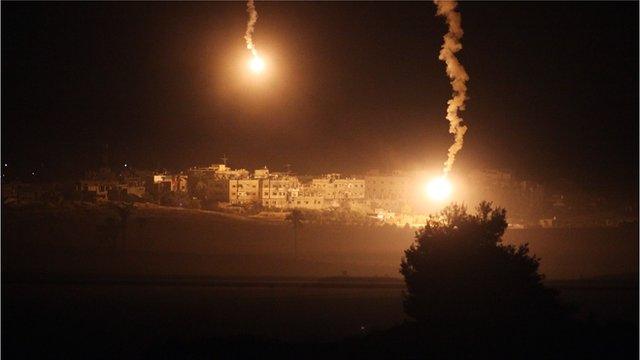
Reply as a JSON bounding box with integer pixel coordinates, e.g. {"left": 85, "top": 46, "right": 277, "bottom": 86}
{"left": 248, "top": 56, "right": 265, "bottom": 74}
{"left": 124, "top": 164, "right": 128, "bottom": 167}
{"left": 3, "top": 163, "right": 7, "bottom": 167}
{"left": 31, "top": 172, "right": 35, "bottom": 176}
{"left": 425, "top": 176, "right": 453, "bottom": 202}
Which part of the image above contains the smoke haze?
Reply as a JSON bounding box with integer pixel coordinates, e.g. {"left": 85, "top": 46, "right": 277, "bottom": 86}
{"left": 434, "top": 0, "right": 469, "bottom": 175}
{"left": 244, "top": 0, "right": 259, "bottom": 56}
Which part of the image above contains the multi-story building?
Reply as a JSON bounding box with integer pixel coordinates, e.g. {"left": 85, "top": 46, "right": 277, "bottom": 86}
{"left": 310, "top": 174, "right": 365, "bottom": 201}
{"left": 187, "top": 165, "right": 368, "bottom": 210}
{"left": 189, "top": 164, "right": 249, "bottom": 180}
{"left": 364, "top": 175, "right": 411, "bottom": 200}
{"left": 290, "top": 194, "right": 325, "bottom": 210}
{"left": 229, "top": 179, "right": 261, "bottom": 205}
{"left": 260, "top": 175, "right": 299, "bottom": 208}
{"left": 188, "top": 164, "right": 247, "bottom": 203}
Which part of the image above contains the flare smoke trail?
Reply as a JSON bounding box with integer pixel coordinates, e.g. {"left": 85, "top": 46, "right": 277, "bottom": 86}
{"left": 434, "top": 0, "right": 469, "bottom": 176}
{"left": 244, "top": 0, "right": 259, "bottom": 57}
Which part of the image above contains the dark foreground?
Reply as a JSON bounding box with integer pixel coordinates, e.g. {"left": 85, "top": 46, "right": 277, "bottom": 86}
{"left": 3, "top": 276, "right": 637, "bottom": 359}
{"left": 2, "top": 206, "right": 637, "bottom": 358}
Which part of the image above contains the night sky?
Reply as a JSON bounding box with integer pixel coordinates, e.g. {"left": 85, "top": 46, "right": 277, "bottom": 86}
{"left": 2, "top": 2, "right": 638, "bottom": 196}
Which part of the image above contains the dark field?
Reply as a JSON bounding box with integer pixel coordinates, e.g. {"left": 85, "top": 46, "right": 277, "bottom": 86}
{"left": 2, "top": 277, "right": 637, "bottom": 359}
{"left": 2, "top": 204, "right": 638, "bottom": 358}
{"left": 2, "top": 204, "right": 638, "bottom": 279}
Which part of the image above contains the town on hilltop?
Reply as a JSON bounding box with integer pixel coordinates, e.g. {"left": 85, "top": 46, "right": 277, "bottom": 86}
{"left": 2, "top": 161, "right": 636, "bottom": 229}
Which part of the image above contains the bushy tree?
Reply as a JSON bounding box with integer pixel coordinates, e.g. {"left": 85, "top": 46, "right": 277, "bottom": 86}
{"left": 400, "top": 202, "right": 566, "bottom": 329}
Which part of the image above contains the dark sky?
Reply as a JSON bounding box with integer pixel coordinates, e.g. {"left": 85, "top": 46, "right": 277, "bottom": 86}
{"left": 2, "top": 2, "right": 638, "bottom": 195}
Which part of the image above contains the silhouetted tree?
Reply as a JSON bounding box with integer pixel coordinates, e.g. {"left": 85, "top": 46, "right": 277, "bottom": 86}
{"left": 98, "top": 202, "right": 135, "bottom": 248}
{"left": 285, "top": 209, "right": 304, "bottom": 258}
{"left": 400, "top": 202, "right": 566, "bottom": 330}
{"left": 97, "top": 217, "right": 119, "bottom": 250}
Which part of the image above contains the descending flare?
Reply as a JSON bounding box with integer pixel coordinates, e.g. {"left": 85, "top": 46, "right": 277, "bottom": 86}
{"left": 244, "top": 0, "right": 265, "bottom": 74}
{"left": 249, "top": 56, "right": 265, "bottom": 73}
{"left": 426, "top": 176, "right": 453, "bottom": 201}
{"left": 434, "top": 0, "right": 469, "bottom": 176}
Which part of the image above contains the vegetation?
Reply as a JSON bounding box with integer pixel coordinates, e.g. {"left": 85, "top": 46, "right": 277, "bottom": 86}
{"left": 401, "top": 201, "right": 566, "bottom": 326}
{"left": 285, "top": 209, "right": 304, "bottom": 257}
{"left": 97, "top": 202, "right": 135, "bottom": 251}
{"left": 380, "top": 201, "right": 590, "bottom": 358}
{"left": 294, "top": 208, "right": 380, "bottom": 226}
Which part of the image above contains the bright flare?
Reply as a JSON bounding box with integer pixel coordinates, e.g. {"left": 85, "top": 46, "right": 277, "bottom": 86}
{"left": 249, "top": 56, "right": 265, "bottom": 73}
{"left": 426, "top": 176, "right": 453, "bottom": 202}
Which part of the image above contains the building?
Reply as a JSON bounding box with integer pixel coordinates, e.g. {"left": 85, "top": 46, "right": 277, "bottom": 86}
{"left": 116, "top": 182, "right": 146, "bottom": 199}
{"left": 310, "top": 174, "right": 365, "bottom": 201}
{"left": 153, "top": 173, "right": 188, "bottom": 193}
{"left": 254, "top": 167, "right": 270, "bottom": 179}
{"left": 260, "top": 175, "right": 299, "bottom": 208}
{"left": 78, "top": 180, "right": 113, "bottom": 201}
{"left": 185, "top": 164, "right": 372, "bottom": 210}
{"left": 364, "top": 175, "right": 411, "bottom": 200}
{"left": 78, "top": 179, "right": 145, "bottom": 201}
{"left": 229, "top": 179, "right": 261, "bottom": 205}
{"left": 290, "top": 194, "right": 325, "bottom": 210}
{"left": 188, "top": 166, "right": 230, "bottom": 202}
{"left": 5, "top": 182, "right": 64, "bottom": 204}
{"left": 189, "top": 164, "right": 250, "bottom": 180}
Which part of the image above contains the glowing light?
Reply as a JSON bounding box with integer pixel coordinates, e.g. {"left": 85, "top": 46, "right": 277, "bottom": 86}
{"left": 425, "top": 176, "right": 453, "bottom": 202}
{"left": 248, "top": 56, "right": 265, "bottom": 73}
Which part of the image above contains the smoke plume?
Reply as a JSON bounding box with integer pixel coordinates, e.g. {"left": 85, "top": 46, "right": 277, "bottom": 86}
{"left": 434, "top": 0, "right": 469, "bottom": 175}
{"left": 244, "top": 0, "right": 259, "bottom": 57}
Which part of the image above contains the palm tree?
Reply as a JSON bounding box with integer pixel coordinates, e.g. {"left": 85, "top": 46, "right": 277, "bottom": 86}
{"left": 110, "top": 202, "right": 134, "bottom": 251}
{"left": 285, "top": 209, "right": 304, "bottom": 258}
{"left": 97, "top": 217, "right": 119, "bottom": 251}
